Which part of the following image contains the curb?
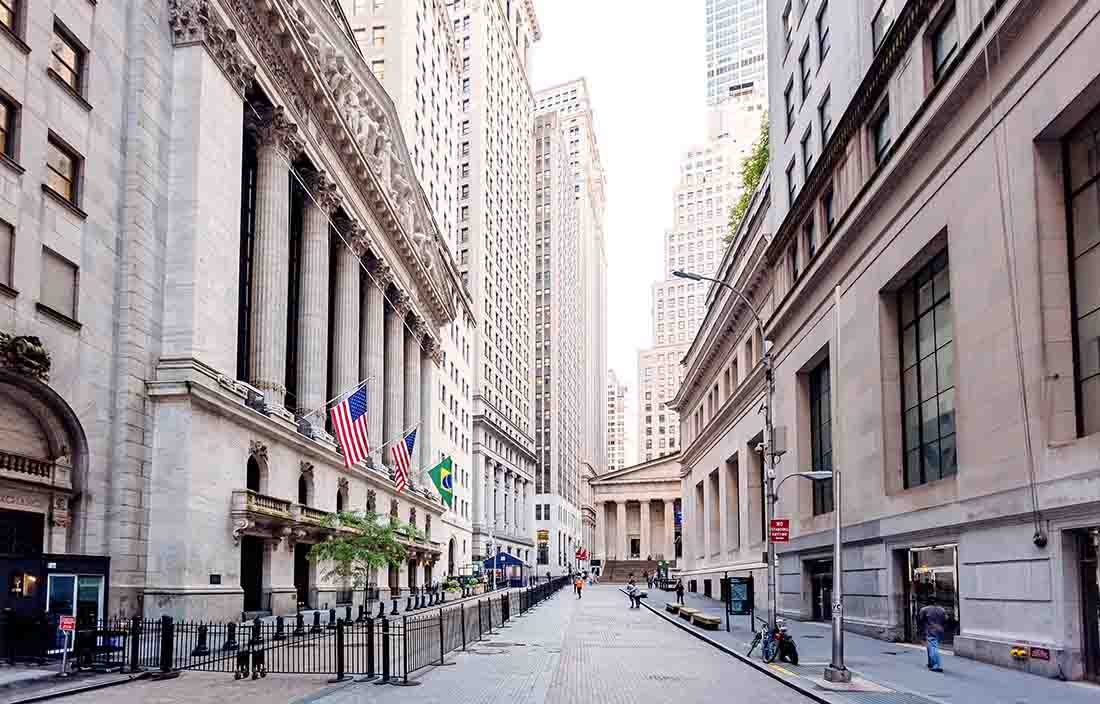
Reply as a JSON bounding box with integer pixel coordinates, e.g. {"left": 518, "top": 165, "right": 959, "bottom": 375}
{"left": 623, "top": 589, "right": 833, "bottom": 704}
{"left": 5, "top": 671, "right": 150, "bottom": 704}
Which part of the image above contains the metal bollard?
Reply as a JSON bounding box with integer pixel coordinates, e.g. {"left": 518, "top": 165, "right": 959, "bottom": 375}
{"left": 158, "top": 615, "right": 175, "bottom": 674}
{"left": 379, "top": 617, "right": 391, "bottom": 683}
{"left": 377, "top": 600, "right": 386, "bottom": 618}
{"left": 128, "top": 617, "right": 143, "bottom": 671}
{"left": 223, "top": 622, "right": 239, "bottom": 651}
{"left": 273, "top": 616, "right": 286, "bottom": 641}
{"left": 310, "top": 611, "right": 323, "bottom": 635}
{"left": 329, "top": 621, "right": 347, "bottom": 683}
{"left": 365, "top": 617, "right": 376, "bottom": 679}
{"left": 357, "top": 605, "right": 366, "bottom": 624}
{"left": 191, "top": 624, "right": 211, "bottom": 657}
{"left": 251, "top": 618, "right": 264, "bottom": 645}
{"left": 345, "top": 605, "right": 353, "bottom": 623}
{"left": 405, "top": 595, "right": 414, "bottom": 612}
{"left": 326, "top": 608, "right": 337, "bottom": 630}
{"left": 293, "top": 612, "right": 306, "bottom": 637}
{"left": 390, "top": 597, "right": 399, "bottom": 616}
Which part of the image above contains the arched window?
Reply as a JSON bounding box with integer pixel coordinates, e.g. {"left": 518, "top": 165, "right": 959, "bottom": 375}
{"left": 298, "top": 474, "right": 310, "bottom": 505}
{"left": 246, "top": 456, "right": 261, "bottom": 493}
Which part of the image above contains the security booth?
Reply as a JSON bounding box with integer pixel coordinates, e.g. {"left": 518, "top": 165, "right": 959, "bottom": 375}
{"left": 481, "top": 551, "right": 528, "bottom": 588}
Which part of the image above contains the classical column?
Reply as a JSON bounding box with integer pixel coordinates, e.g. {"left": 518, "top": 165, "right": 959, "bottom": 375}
{"left": 331, "top": 218, "right": 364, "bottom": 406}
{"left": 419, "top": 337, "right": 436, "bottom": 473}
{"left": 383, "top": 292, "right": 409, "bottom": 466}
{"left": 664, "top": 500, "right": 675, "bottom": 562}
{"left": 246, "top": 106, "right": 302, "bottom": 408}
{"left": 512, "top": 475, "right": 520, "bottom": 534}
{"left": 617, "top": 501, "right": 627, "bottom": 560}
{"left": 296, "top": 171, "right": 340, "bottom": 428}
{"left": 361, "top": 259, "right": 389, "bottom": 459}
{"left": 494, "top": 465, "right": 503, "bottom": 530}
{"left": 502, "top": 470, "right": 511, "bottom": 531}
{"left": 640, "top": 500, "right": 652, "bottom": 561}
{"left": 403, "top": 315, "right": 424, "bottom": 480}
{"left": 595, "top": 502, "right": 605, "bottom": 560}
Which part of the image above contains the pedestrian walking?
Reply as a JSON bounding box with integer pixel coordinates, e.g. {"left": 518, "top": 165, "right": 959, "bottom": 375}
{"left": 675, "top": 578, "right": 685, "bottom": 605}
{"left": 575, "top": 575, "right": 584, "bottom": 599}
{"left": 917, "top": 602, "right": 948, "bottom": 672}
{"left": 626, "top": 579, "right": 640, "bottom": 609}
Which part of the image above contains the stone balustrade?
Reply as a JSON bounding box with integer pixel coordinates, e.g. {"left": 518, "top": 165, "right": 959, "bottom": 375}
{"left": 0, "top": 450, "right": 54, "bottom": 481}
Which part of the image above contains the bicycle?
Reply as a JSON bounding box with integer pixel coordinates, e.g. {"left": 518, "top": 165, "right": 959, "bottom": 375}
{"left": 747, "top": 616, "right": 798, "bottom": 664}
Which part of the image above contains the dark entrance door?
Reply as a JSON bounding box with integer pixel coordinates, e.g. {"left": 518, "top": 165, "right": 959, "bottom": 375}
{"left": 1081, "top": 529, "right": 1099, "bottom": 682}
{"left": 907, "top": 545, "right": 959, "bottom": 645}
{"left": 239, "top": 536, "right": 263, "bottom": 613}
{"left": 0, "top": 509, "right": 45, "bottom": 615}
{"left": 809, "top": 560, "right": 833, "bottom": 622}
{"left": 294, "top": 542, "right": 311, "bottom": 610}
{"left": 629, "top": 538, "right": 640, "bottom": 559}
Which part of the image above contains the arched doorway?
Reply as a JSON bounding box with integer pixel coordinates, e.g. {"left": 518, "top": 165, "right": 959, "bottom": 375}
{"left": 448, "top": 538, "right": 456, "bottom": 577}
{"left": 246, "top": 456, "right": 261, "bottom": 492}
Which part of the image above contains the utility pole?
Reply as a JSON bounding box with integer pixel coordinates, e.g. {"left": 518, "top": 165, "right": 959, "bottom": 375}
{"left": 824, "top": 285, "right": 850, "bottom": 683}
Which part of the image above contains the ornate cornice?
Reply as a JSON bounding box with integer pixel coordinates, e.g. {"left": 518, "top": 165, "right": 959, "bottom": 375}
{"left": 247, "top": 105, "right": 304, "bottom": 160}
{"left": 305, "top": 169, "right": 342, "bottom": 214}
{"left": 168, "top": 0, "right": 255, "bottom": 99}
{"left": 221, "top": 0, "right": 458, "bottom": 331}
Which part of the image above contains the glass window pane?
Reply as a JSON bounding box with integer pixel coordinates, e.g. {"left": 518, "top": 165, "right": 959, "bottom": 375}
{"left": 903, "top": 366, "right": 919, "bottom": 409}
{"left": 1073, "top": 242, "right": 1100, "bottom": 317}
{"left": 901, "top": 286, "right": 916, "bottom": 326}
{"left": 904, "top": 408, "right": 920, "bottom": 450}
{"left": 48, "top": 143, "right": 72, "bottom": 176}
{"left": 936, "top": 343, "right": 955, "bottom": 390}
{"left": 906, "top": 450, "right": 922, "bottom": 487}
{"left": 935, "top": 299, "right": 953, "bottom": 348}
{"left": 940, "top": 434, "right": 958, "bottom": 478}
{"left": 920, "top": 354, "right": 938, "bottom": 401}
{"left": 902, "top": 325, "right": 916, "bottom": 369}
{"left": 938, "top": 388, "right": 955, "bottom": 437}
{"left": 933, "top": 258, "right": 951, "bottom": 299}
{"left": 918, "top": 312, "right": 936, "bottom": 359}
{"left": 1071, "top": 183, "right": 1100, "bottom": 257}
{"left": 918, "top": 277, "right": 934, "bottom": 313}
{"left": 923, "top": 440, "right": 943, "bottom": 482}
{"left": 1067, "top": 118, "right": 1100, "bottom": 192}
{"left": 921, "top": 397, "right": 940, "bottom": 442}
{"left": 47, "top": 575, "right": 76, "bottom": 615}
{"left": 0, "top": 221, "right": 11, "bottom": 287}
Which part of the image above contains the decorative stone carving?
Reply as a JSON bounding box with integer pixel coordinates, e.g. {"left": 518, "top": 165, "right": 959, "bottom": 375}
{"left": 305, "top": 170, "right": 342, "bottom": 214}
{"left": 50, "top": 495, "right": 69, "bottom": 528}
{"left": 249, "top": 440, "right": 268, "bottom": 461}
{"left": 389, "top": 499, "right": 398, "bottom": 518}
{"left": 247, "top": 105, "right": 304, "bottom": 160}
{"left": 366, "top": 258, "right": 394, "bottom": 289}
{"left": 168, "top": 0, "right": 255, "bottom": 98}
{"left": 0, "top": 334, "right": 51, "bottom": 382}
{"left": 232, "top": 517, "right": 254, "bottom": 545}
{"left": 409, "top": 507, "right": 417, "bottom": 529}
{"left": 336, "top": 217, "right": 370, "bottom": 257}
{"left": 366, "top": 489, "right": 376, "bottom": 513}
{"left": 300, "top": 460, "right": 314, "bottom": 478}
{"left": 338, "top": 476, "right": 349, "bottom": 492}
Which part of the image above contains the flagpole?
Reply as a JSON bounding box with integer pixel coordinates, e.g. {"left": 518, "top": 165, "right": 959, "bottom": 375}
{"left": 301, "top": 376, "right": 376, "bottom": 421}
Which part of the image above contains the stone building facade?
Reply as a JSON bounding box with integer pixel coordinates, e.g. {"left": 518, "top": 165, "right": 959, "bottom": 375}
{"left": 0, "top": 0, "right": 468, "bottom": 622}
{"left": 677, "top": 0, "right": 1100, "bottom": 683}
{"left": 591, "top": 455, "right": 681, "bottom": 566}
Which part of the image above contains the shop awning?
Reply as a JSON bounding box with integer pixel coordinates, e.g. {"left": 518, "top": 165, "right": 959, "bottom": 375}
{"left": 482, "top": 552, "right": 527, "bottom": 569}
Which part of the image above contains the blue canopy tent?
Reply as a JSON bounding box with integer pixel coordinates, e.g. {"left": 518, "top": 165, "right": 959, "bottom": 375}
{"left": 482, "top": 551, "right": 529, "bottom": 588}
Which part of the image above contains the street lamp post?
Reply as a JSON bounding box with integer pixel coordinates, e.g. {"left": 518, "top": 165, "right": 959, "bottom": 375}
{"left": 672, "top": 269, "right": 780, "bottom": 632}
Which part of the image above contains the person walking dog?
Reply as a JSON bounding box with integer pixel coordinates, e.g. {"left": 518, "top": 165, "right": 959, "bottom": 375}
{"left": 917, "top": 602, "right": 948, "bottom": 672}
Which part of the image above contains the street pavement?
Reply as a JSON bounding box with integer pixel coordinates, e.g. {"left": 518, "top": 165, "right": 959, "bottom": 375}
{"left": 659, "top": 589, "right": 1100, "bottom": 704}
{"left": 44, "top": 585, "right": 813, "bottom": 704}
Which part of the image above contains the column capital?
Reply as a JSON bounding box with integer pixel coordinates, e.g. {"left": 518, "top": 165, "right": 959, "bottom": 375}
{"left": 405, "top": 313, "right": 428, "bottom": 342}
{"left": 390, "top": 289, "right": 413, "bottom": 317}
{"left": 305, "top": 170, "right": 343, "bottom": 214}
{"left": 247, "top": 105, "right": 304, "bottom": 159}
{"left": 366, "top": 257, "right": 394, "bottom": 289}
{"left": 335, "top": 216, "right": 370, "bottom": 256}
{"left": 168, "top": 0, "right": 255, "bottom": 98}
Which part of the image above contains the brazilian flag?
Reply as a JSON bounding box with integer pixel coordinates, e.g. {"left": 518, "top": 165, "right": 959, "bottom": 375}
{"left": 428, "top": 456, "right": 454, "bottom": 508}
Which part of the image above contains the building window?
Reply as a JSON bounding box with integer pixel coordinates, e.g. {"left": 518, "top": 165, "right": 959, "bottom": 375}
{"left": 872, "top": 1, "right": 893, "bottom": 51}
{"left": 785, "top": 159, "right": 796, "bottom": 206}
{"left": 819, "top": 89, "right": 832, "bottom": 143}
{"left": 0, "top": 93, "right": 17, "bottom": 159}
{"left": 816, "top": 0, "right": 830, "bottom": 61}
{"left": 371, "top": 60, "right": 384, "bottom": 81}
{"left": 803, "top": 219, "right": 816, "bottom": 260}
{"left": 782, "top": 1, "right": 793, "bottom": 53}
{"left": 822, "top": 187, "right": 835, "bottom": 235}
{"left": 930, "top": 5, "right": 959, "bottom": 82}
{"left": 801, "top": 127, "right": 813, "bottom": 175}
{"left": 0, "top": 1, "right": 15, "bottom": 33}
{"left": 784, "top": 80, "right": 795, "bottom": 134}
{"left": 371, "top": 25, "right": 385, "bottom": 48}
{"left": 40, "top": 246, "right": 78, "bottom": 320}
{"left": 900, "top": 251, "right": 955, "bottom": 488}
{"left": 788, "top": 242, "right": 799, "bottom": 282}
{"left": 1065, "top": 107, "right": 1100, "bottom": 436}
{"left": 870, "top": 101, "right": 891, "bottom": 165}
{"left": 799, "top": 42, "right": 812, "bottom": 102}
{"left": 809, "top": 358, "right": 833, "bottom": 514}
{"left": 46, "top": 135, "right": 81, "bottom": 205}
{"left": 50, "top": 22, "right": 85, "bottom": 95}
{"left": 0, "top": 220, "right": 11, "bottom": 290}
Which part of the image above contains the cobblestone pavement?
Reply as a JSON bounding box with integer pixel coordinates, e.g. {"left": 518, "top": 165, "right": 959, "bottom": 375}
{"left": 44, "top": 586, "right": 811, "bottom": 704}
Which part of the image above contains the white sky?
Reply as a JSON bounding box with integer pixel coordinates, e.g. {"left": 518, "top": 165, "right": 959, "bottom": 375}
{"left": 530, "top": 0, "right": 707, "bottom": 400}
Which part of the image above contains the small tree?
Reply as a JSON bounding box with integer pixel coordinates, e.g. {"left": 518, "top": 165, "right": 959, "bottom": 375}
{"left": 726, "top": 114, "right": 770, "bottom": 241}
{"left": 307, "top": 511, "right": 421, "bottom": 587}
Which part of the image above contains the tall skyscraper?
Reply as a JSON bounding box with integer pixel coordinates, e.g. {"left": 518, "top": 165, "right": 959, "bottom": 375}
{"left": 637, "top": 93, "right": 766, "bottom": 462}
{"left": 531, "top": 111, "right": 584, "bottom": 571}
{"left": 535, "top": 79, "right": 609, "bottom": 481}
{"left": 343, "top": 0, "right": 477, "bottom": 576}
{"left": 607, "top": 370, "right": 628, "bottom": 472}
{"left": 705, "top": 0, "right": 767, "bottom": 105}
{"left": 447, "top": 0, "right": 541, "bottom": 565}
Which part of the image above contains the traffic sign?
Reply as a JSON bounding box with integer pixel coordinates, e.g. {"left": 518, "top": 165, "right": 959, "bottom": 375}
{"left": 769, "top": 518, "right": 790, "bottom": 543}
{"left": 58, "top": 615, "right": 75, "bottom": 632}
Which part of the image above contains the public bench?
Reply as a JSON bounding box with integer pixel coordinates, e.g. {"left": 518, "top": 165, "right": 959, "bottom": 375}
{"left": 692, "top": 614, "right": 721, "bottom": 631}
{"left": 678, "top": 607, "right": 699, "bottom": 622}
{"left": 665, "top": 602, "right": 680, "bottom": 614}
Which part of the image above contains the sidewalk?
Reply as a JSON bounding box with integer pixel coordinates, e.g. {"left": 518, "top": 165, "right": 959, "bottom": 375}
{"left": 649, "top": 590, "right": 1099, "bottom": 704}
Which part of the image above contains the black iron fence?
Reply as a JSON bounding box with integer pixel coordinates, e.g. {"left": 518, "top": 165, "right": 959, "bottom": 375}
{"left": 1, "top": 577, "right": 570, "bottom": 683}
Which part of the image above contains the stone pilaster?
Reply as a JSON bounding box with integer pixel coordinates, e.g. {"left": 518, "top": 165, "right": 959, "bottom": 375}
{"left": 361, "top": 258, "right": 390, "bottom": 460}
{"left": 595, "top": 501, "right": 606, "bottom": 560}
{"left": 296, "top": 171, "right": 340, "bottom": 426}
{"left": 664, "top": 499, "right": 675, "bottom": 561}
{"left": 331, "top": 218, "right": 364, "bottom": 405}
{"left": 246, "top": 106, "right": 302, "bottom": 409}
{"left": 403, "top": 315, "right": 424, "bottom": 481}
{"left": 419, "top": 335, "right": 436, "bottom": 475}
{"left": 383, "top": 291, "right": 410, "bottom": 464}
{"left": 640, "top": 500, "right": 652, "bottom": 561}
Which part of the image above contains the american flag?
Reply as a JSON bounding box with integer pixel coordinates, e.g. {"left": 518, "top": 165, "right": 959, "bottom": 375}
{"left": 330, "top": 386, "right": 370, "bottom": 467}
{"left": 390, "top": 429, "right": 416, "bottom": 493}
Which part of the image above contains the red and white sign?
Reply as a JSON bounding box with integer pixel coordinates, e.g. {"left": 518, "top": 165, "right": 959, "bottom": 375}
{"left": 575, "top": 547, "right": 588, "bottom": 560}
{"left": 769, "top": 519, "right": 790, "bottom": 543}
{"left": 58, "top": 615, "right": 76, "bottom": 632}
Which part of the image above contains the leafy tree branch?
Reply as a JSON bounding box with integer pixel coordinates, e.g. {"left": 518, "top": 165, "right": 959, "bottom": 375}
{"left": 307, "top": 510, "right": 423, "bottom": 587}
{"left": 726, "top": 114, "right": 770, "bottom": 242}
